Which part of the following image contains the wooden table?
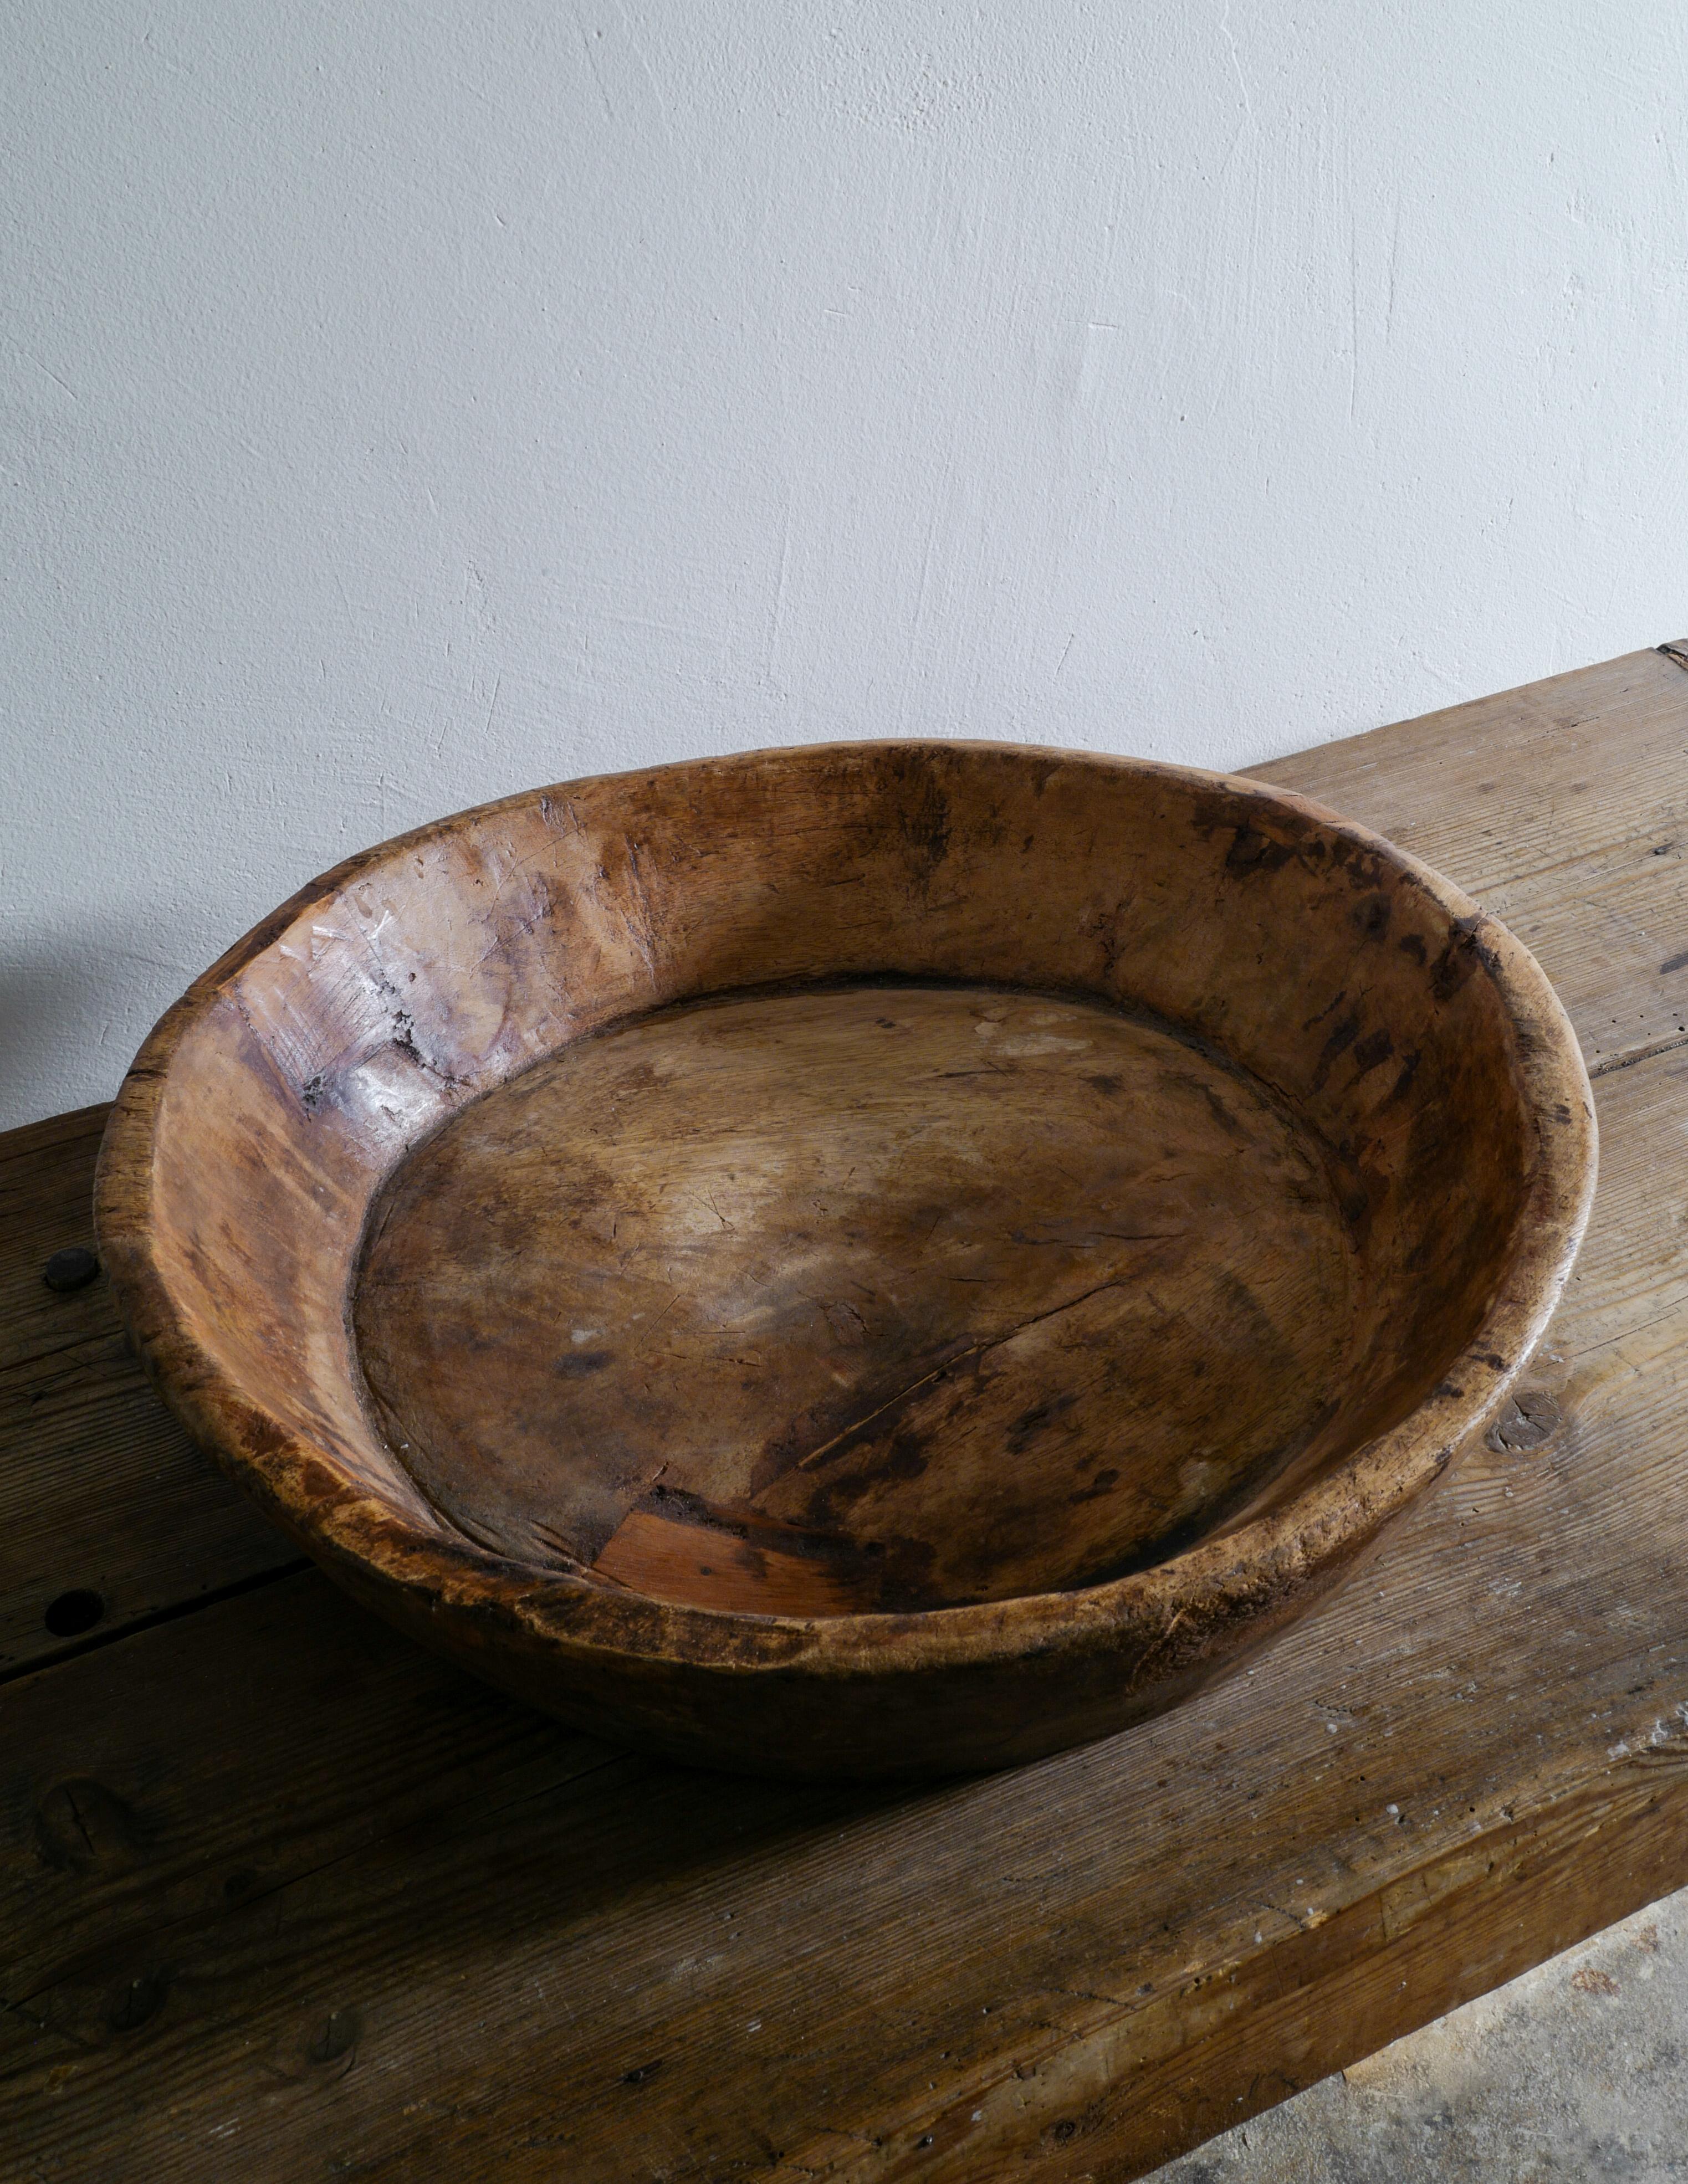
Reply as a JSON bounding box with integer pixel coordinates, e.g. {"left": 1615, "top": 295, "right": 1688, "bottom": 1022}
{"left": 6, "top": 644, "right": 1688, "bottom": 2182}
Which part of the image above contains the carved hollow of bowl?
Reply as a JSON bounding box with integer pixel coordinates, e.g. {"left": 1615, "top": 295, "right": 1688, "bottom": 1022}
{"left": 97, "top": 744, "right": 1596, "bottom": 1777}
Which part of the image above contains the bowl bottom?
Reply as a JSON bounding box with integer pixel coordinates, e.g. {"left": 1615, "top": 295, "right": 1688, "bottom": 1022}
{"left": 354, "top": 981, "right": 1358, "bottom": 1614}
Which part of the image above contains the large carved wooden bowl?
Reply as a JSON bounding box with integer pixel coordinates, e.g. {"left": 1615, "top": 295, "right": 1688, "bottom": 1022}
{"left": 97, "top": 744, "right": 1595, "bottom": 1777}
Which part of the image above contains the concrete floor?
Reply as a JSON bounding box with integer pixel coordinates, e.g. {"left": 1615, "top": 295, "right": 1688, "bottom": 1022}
{"left": 1149, "top": 1888, "right": 1688, "bottom": 2182}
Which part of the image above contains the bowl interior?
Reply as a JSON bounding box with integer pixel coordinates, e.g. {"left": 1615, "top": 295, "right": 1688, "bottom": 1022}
{"left": 355, "top": 980, "right": 1357, "bottom": 1611}
{"left": 117, "top": 745, "right": 1551, "bottom": 1624}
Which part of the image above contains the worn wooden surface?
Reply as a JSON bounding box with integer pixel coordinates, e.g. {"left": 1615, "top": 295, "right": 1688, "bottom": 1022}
{"left": 357, "top": 981, "right": 1360, "bottom": 1614}
{"left": 3, "top": 642, "right": 1687, "bottom": 2180}
{"left": 95, "top": 738, "right": 1591, "bottom": 1776}
{"left": 0, "top": 1108, "right": 300, "bottom": 1680}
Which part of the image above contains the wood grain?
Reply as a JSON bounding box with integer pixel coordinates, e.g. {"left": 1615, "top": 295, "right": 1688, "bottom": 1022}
{"left": 3, "top": 644, "right": 1686, "bottom": 2179}
{"left": 94, "top": 744, "right": 1593, "bottom": 1775}
{"left": 0, "top": 1107, "right": 298, "bottom": 1678}
{"left": 1259, "top": 645, "right": 1688, "bottom": 1075}
{"left": 0, "top": 1040, "right": 1682, "bottom": 2182}
{"left": 357, "top": 982, "right": 1355, "bottom": 1611}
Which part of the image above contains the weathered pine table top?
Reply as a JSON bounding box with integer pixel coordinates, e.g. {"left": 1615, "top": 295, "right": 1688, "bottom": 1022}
{"left": 5, "top": 643, "right": 1688, "bottom": 2182}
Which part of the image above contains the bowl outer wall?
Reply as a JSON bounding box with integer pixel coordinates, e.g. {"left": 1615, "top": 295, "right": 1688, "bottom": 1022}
{"left": 93, "top": 746, "right": 1598, "bottom": 1774}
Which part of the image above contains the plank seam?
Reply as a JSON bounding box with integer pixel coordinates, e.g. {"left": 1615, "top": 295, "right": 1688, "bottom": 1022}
{"left": 7, "top": 1745, "right": 633, "bottom": 2013}
{"left": 1589, "top": 1029, "right": 1688, "bottom": 1078}
{"left": 0, "top": 1556, "right": 310, "bottom": 1690}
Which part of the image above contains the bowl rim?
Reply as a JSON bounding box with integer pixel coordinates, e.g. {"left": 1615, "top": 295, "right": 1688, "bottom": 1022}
{"left": 95, "top": 743, "right": 1598, "bottom": 1688}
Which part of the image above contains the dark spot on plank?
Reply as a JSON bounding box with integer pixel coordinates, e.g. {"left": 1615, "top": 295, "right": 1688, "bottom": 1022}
{"left": 33, "top": 1778, "right": 145, "bottom": 1874}
{"left": 108, "top": 1968, "right": 169, "bottom": 2033}
{"left": 308, "top": 2006, "right": 364, "bottom": 2066}
{"left": 44, "top": 1587, "right": 105, "bottom": 1637}
{"left": 43, "top": 1244, "right": 99, "bottom": 1292}
{"left": 1486, "top": 1390, "right": 1562, "bottom": 1454}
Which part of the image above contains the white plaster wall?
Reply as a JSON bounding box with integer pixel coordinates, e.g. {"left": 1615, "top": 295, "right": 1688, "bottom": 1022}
{"left": 3, "top": 1, "right": 1686, "bottom": 1129}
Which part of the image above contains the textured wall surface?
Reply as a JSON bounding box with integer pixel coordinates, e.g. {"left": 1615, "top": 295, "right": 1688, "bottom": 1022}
{"left": 4, "top": 1, "right": 1687, "bottom": 1126}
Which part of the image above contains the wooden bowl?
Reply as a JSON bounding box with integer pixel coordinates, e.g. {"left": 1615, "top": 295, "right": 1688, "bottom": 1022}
{"left": 96, "top": 744, "right": 1595, "bottom": 1778}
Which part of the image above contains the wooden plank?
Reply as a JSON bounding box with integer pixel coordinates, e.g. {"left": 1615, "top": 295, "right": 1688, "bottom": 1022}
{"left": 3, "top": 645, "right": 1688, "bottom": 2179}
{"left": 0, "top": 1106, "right": 114, "bottom": 1377}
{"left": 2, "top": 1041, "right": 1686, "bottom": 2181}
{"left": 0, "top": 1115, "right": 307, "bottom": 1679}
{"left": 1255, "top": 645, "right": 1688, "bottom": 1074}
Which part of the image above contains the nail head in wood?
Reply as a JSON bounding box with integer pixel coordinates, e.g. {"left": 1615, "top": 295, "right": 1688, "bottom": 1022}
{"left": 43, "top": 1587, "right": 105, "bottom": 1638}
{"left": 43, "top": 1244, "right": 99, "bottom": 1293}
